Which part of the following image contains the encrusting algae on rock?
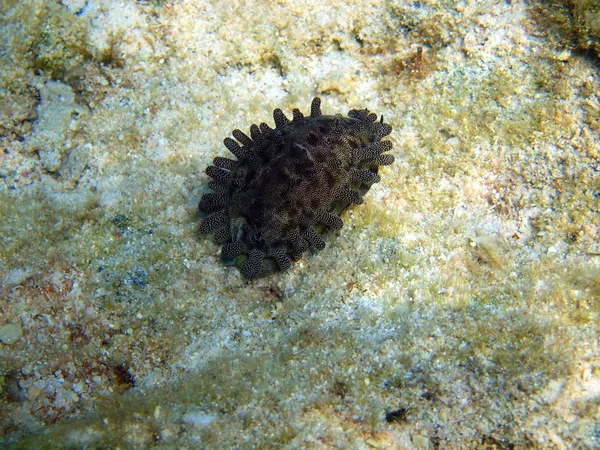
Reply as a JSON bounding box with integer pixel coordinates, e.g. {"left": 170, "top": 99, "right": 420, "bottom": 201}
{"left": 199, "top": 97, "right": 394, "bottom": 279}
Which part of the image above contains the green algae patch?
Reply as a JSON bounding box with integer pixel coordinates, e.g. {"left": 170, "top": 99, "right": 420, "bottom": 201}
{"left": 1, "top": 0, "right": 90, "bottom": 79}
{"left": 6, "top": 294, "right": 579, "bottom": 449}
{"left": 530, "top": 0, "right": 600, "bottom": 60}
{"left": 0, "top": 188, "right": 101, "bottom": 278}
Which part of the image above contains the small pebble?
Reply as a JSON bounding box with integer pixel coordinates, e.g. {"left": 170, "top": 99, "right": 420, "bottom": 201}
{"left": 21, "top": 363, "right": 33, "bottom": 376}
{"left": 0, "top": 323, "right": 23, "bottom": 344}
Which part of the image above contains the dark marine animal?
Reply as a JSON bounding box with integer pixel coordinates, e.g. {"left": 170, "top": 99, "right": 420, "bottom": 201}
{"left": 199, "top": 97, "right": 394, "bottom": 279}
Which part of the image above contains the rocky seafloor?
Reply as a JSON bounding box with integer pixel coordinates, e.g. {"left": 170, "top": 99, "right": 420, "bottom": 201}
{"left": 1, "top": 0, "right": 599, "bottom": 448}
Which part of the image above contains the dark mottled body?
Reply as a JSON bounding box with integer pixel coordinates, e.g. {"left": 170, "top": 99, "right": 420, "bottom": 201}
{"left": 199, "top": 97, "right": 394, "bottom": 279}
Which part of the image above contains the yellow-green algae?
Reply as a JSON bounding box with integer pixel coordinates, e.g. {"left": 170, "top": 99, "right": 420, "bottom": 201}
{"left": 1, "top": 0, "right": 599, "bottom": 448}
{"left": 531, "top": 0, "right": 600, "bottom": 59}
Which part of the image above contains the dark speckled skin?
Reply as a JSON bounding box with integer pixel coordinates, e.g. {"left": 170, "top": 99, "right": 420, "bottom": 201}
{"left": 199, "top": 97, "right": 394, "bottom": 279}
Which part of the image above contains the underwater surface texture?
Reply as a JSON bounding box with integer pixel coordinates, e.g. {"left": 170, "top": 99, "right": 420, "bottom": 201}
{"left": 1, "top": 0, "right": 599, "bottom": 448}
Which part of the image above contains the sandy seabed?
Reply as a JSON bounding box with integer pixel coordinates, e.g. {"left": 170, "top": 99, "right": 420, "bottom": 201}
{"left": 1, "top": 0, "right": 599, "bottom": 448}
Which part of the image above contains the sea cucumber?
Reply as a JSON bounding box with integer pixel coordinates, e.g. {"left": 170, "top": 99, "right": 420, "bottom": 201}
{"left": 199, "top": 97, "right": 394, "bottom": 279}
